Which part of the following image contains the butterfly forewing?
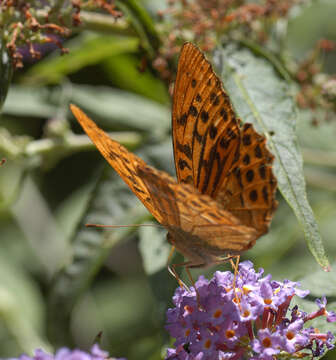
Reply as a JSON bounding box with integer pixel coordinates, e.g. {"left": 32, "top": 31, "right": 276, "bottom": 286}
{"left": 70, "top": 104, "right": 165, "bottom": 224}
{"left": 172, "top": 43, "right": 240, "bottom": 197}
{"left": 173, "top": 43, "right": 277, "bottom": 239}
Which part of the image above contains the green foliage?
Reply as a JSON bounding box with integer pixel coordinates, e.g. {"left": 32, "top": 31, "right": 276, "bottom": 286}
{"left": 23, "top": 34, "right": 140, "bottom": 85}
{"left": 0, "top": 0, "right": 335, "bottom": 359}
{"left": 0, "top": 42, "right": 13, "bottom": 111}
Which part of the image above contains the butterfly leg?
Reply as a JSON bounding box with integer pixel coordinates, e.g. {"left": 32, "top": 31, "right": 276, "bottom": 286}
{"left": 229, "top": 254, "right": 240, "bottom": 290}
{"left": 227, "top": 254, "right": 241, "bottom": 307}
{"left": 167, "top": 246, "right": 190, "bottom": 291}
{"left": 169, "top": 259, "right": 206, "bottom": 306}
{"left": 209, "top": 254, "right": 241, "bottom": 306}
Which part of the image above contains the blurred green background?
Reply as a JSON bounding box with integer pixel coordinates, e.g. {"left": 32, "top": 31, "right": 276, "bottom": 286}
{"left": 0, "top": 0, "right": 336, "bottom": 359}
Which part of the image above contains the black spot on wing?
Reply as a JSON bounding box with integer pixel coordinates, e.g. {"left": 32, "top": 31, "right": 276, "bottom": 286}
{"left": 209, "top": 125, "right": 217, "bottom": 139}
{"left": 220, "top": 137, "right": 230, "bottom": 149}
{"left": 243, "top": 154, "right": 250, "bottom": 165}
{"left": 176, "top": 141, "right": 192, "bottom": 160}
{"left": 249, "top": 189, "right": 258, "bottom": 202}
{"left": 255, "top": 144, "right": 262, "bottom": 158}
{"left": 234, "top": 167, "right": 243, "bottom": 188}
{"left": 178, "top": 159, "right": 191, "bottom": 170}
{"left": 262, "top": 186, "right": 268, "bottom": 203}
{"left": 189, "top": 105, "right": 198, "bottom": 117}
{"left": 242, "top": 134, "right": 251, "bottom": 146}
{"left": 177, "top": 113, "right": 187, "bottom": 126}
{"left": 201, "top": 110, "right": 209, "bottom": 123}
{"left": 193, "top": 127, "right": 203, "bottom": 143}
{"left": 212, "top": 95, "right": 220, "bottom": 106}
{"left": 259, "top": 165, "right": 266, "bottom": 179}
{"left": 220, "top": 108, "right": 228, "bottom": 122}
{"left": 246, "top": 169, "right": 254, "bottom": 183}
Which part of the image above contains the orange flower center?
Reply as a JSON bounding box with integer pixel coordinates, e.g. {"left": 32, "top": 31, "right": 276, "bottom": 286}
{"left": 264, "top": 298, "right": 272, "bottom": 305}
{"left": 184, "top": 305, "right": 193, "bottom": 314}
{"left": 204, "top": 339, "right": 212, "bottom": 349}
{"left": 213, "top": 309, "right": 222, "bottom": 318}
{"left": 226, "top": 329, "right": 235, "bottom": 339}
{"left": 262, "top": 337, "right": 272, "bottom": 347}
{"left": 242, "top": 309, "right": 250, "bottom": 318}
{"left": 286, "top": 331, "right": 295, "bottom": 340}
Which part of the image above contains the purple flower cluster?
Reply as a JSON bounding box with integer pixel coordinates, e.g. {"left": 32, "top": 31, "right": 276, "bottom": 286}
{"left": 9, "top": 344, "right": 125, "bottom": 360}
{"left": 165, "top": 261, "right": 336, "bottom": 360}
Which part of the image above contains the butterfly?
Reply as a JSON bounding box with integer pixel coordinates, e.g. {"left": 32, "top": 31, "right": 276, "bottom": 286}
{"left": 70, "top": 42, "right": 277, "bottom": 273}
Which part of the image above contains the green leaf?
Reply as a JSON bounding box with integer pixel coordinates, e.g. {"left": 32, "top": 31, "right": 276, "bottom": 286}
{"left": 70, "top": 84, "right": 170, "bottom": 134}
{"left": 48, "top": 169, "right": 149, "bottom": 344}
{"left": 139, "top": 225, "right": 181, "bottom": 326}
{"left": 0, "top": 41, "right": 13, "bottom": 111}
{"left": 216, "top": 45, "right": 329, "bottom": 269}
{"left": 103, "top": 53, "right": 169, "bottom": 104}
{"left": 139, "top": 225, "right": 170, "bottom": 275}
{"left": 11, "top": 175, "right": 69, "bottom": 277}
{"left": 23, "top": 33, "right": 139, "bottom": 85}
{"left": 0, "top": 251, "right": 51, "bottom": 355}
{"left": 300, "top": 261, "right": 336, "bottom": 298}
{"left": 2, "top": 85, "right": 57, "bottom": 117}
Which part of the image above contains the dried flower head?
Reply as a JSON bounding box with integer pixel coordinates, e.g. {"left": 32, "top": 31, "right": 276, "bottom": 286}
{"left": 154, "top": 0, "right": 302, "bottom": 81}
{"left": 1, "top": 0, "right": 122, "bottom": 68}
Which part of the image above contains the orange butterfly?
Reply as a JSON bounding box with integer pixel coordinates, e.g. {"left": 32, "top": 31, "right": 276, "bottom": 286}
{"left": 70, "top": 42, "right": 277, "bottom": 274}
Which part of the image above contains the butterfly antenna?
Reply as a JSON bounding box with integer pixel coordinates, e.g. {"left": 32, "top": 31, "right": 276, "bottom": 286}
{"left": 85, "top": 223, "right": 163, "bottom": 229}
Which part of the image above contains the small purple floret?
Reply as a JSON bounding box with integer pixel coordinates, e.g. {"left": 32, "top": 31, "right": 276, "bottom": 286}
{"left": 10, "top": 345, "right": 125, "bottom": 360}
{"left": 165, "top": 261, "right": 335, "bottom": 359}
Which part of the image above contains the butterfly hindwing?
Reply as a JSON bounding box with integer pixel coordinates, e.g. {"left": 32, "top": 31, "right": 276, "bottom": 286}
{"left": 216, "top": 123, "right": 278, "bottom": 236}
{"left": 138, "top": 165, "right": 257, "bottom": 258}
